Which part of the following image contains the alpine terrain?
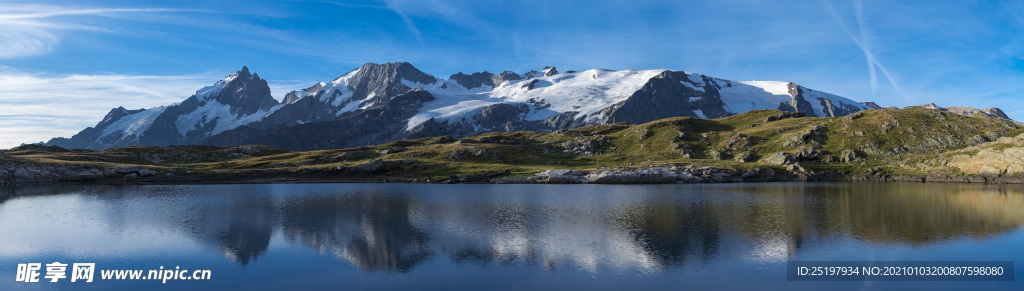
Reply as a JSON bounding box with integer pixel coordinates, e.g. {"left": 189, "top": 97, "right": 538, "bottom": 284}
{"left": 43, "top": 62, "right": 992, "bottom": 151}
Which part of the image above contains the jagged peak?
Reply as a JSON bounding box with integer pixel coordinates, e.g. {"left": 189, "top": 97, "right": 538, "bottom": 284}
{"left": 225, "top": 66, "right": 255, "bottom": 83}
{"left": 99, "top": 106, "right": 130, "bottom": 124}
{"left": 352, "top": 61, "right": 437, "bottom": 85}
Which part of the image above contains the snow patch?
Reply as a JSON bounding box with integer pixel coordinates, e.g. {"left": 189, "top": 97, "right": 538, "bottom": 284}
{"left": 194, "top": 81, "right": 225, "bottom": 100}
{"left": 717, "top": 81, "right": 794, "bottom": 115}
{"left": 692, "top": 109, "right": 707, "bottom": 119}
{"left": 100, "top": 107, "right": 167, "bottom": 141}
{"left": 688, "top": 97, "right": 702, "bottom": 102}
{"left": 175, "top": 101, "right": 283, "bottom": 137}
{"left": 681, "top": 74, "right": 706, "bottom": 92}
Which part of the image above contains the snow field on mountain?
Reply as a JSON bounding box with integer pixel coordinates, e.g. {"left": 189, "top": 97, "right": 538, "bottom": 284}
{"left": 400, "top": 69, "right": 667, "bottom": 130}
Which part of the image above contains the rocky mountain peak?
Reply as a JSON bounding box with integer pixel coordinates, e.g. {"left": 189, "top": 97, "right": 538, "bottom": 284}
{"left": 345, "top": 62, "right": 438, "bottom": 105}
{"left": 356, "top": 62, "right": 436, "bottom": 85}
{"left": 203, "top": 66, "right": 278, "bottom": 116}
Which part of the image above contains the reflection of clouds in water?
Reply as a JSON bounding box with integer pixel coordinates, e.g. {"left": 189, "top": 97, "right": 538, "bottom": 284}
{"left": 2, "top": 183, "right": 1024, "bottom": 274}
{"left": 414, "top": 201, "right": 661, "bottom": 274}
{"left": 748, "top": 234, "right": 792, "bottom": 264}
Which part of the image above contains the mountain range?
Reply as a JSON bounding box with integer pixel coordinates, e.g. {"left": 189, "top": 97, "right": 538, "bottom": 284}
{"left": 44, "top": 62, "right": 999, "bottom": 151}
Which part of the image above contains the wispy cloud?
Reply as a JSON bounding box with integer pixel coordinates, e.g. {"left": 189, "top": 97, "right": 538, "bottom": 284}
{"left": 0, "top": 27, "right": 58, "bottom": 58}
{"left": 0, "top": 8, "right": 195, "bottom": 20}
{"left": 0, "top": 6, "right": 200, "bottom": 59}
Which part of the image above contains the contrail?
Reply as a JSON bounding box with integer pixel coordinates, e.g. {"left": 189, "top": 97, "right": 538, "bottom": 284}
{"left": 823, "top": 0, "right": 905, "bottom": 101}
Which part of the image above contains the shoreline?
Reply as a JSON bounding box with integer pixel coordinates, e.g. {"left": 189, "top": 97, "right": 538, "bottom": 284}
{"left": 2, "top": 160, "right": 1017, "bottom": 186}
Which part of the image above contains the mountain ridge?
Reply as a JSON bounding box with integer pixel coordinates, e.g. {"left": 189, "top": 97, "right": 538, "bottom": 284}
{"left": 44, "top": 62, "right": 1010, "bottom": 151}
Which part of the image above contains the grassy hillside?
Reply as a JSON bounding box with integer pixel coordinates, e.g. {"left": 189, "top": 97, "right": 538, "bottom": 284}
{"left": 2, "top": 108, "right": 1021, "bottom": 182}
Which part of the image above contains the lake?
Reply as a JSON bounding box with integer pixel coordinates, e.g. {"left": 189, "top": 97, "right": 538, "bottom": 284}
{"left": 1, "top": 182, "right": 1022, "bottom": 290}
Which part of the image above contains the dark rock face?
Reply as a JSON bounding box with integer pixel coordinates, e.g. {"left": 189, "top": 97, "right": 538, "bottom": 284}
{"left": 782, "top": 82, "right": 816, "bottom": 114}
{"left": 349, "top": 62, "right": 436, "bottom": 103}
{"left": 255, "top": 62, "right": 440, "bottom": 129}
{"left": 449, "top": 71, "right": 495, "bottom": 89}
{"left": 213, "top": 66, "right": 279, "bottom": 116}
{"left": 600, "top": 71, "right": 731, "bottom": 124}
{"left": 448, "top": 70, "right": 521, "bottom": 89}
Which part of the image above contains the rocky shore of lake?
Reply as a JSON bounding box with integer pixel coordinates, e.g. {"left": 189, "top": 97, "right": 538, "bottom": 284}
{"left": 3, "top": 158, "right": 1023, "bottom": 185}
{"left": 0, "top": 162, "right": 159, "bottom": 184}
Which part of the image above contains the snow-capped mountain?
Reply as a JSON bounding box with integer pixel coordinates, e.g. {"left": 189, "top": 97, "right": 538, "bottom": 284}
{"left": 47, "top": 66, "right": 282, "bottom": 149}
{"left": 48, "top": 63, "right": 873, "bottom": 150}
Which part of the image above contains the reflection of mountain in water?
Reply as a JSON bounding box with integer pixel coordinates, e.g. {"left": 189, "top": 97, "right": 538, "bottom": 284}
{"left": 2, "top": 183, "right": 1024, "bottom": 273}
{"left": 281, "top": 194, "right": 431, "bottom": 273}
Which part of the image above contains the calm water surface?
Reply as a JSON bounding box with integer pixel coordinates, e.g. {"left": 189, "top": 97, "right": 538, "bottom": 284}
{"left": 0, "top": 182, "right": 1022, "bottom": 290}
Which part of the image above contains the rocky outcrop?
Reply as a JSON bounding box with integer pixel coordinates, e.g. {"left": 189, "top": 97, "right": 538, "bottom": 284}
{"left": 0, "top": 162, "right": 157, "bottom": 184}
{"left": 945, "top": 106, "right": 1011, "bottom": 120}
{"left": 447, "top": 70, "right": 524, "bottom": 89}
{"left": 947, "top": 135, "right": 1024, "bottom": 175}
{"left": 908, "top": 103, "right": 1013, "bottom": 120}
{"left": 758, "top": 152, "right": 794, "bottom": 165}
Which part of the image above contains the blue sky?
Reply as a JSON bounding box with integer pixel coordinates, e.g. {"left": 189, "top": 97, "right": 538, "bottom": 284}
{"left": 2, "top": 0, "right": 1024, "bottom": 148}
